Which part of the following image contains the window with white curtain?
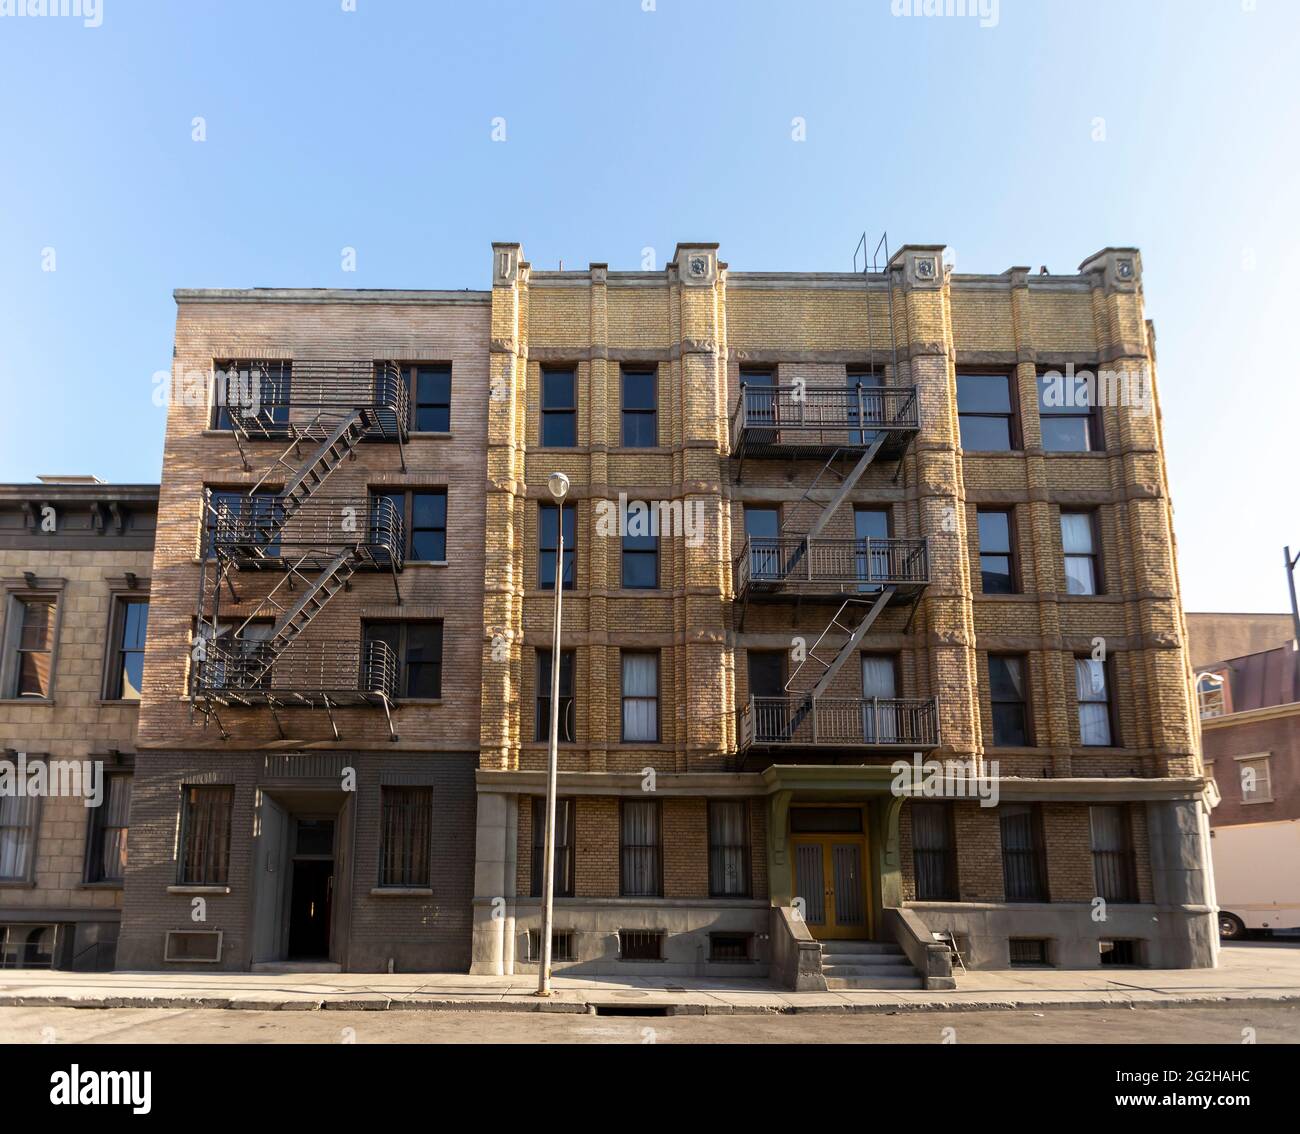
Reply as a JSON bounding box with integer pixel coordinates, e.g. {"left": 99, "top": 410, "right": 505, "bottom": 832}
{"left": 620, "top": 799, "right": 661, "bottom": 896}
{"left": 1076, "top": 658, "right": 1113, "bottom": 746}
{"left": 1237, "top": 754, "right": 1273, "bottom": 803}
{"left": 1061, "top": 511, "right": 1099, "bottom": 595}
{"left": 861, "top": 655, "right": 898, "bottom": 742}
{"left": 0, "top": 794, "right": 39, "bottom": 882}
{"left": 621, "top": 652, "right": 659, "bottom": 742}
{"left": 708, "top": 801, "right": 750, "bottom": 897}
{"left": 86, "top": 774, "right": 131, "bottom": 883}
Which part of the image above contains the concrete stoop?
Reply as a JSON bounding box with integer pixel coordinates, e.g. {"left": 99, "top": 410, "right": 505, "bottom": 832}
{"left": 819, "top": 941, "right": 924, "bottom": 990}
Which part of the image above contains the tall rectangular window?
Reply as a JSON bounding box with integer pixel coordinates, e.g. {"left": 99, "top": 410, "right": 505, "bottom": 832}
{"left": 368, "top": 489, "right": 446, "bottom": 562}
{"left": 977, "top": 509, "right": 1017, "bottom": 594}
{"left": 541, "top": 367, "right": 576, "bottom": 447}
{"left": 620, "top": 798, "right": 661, "bottom": 897}
{"left": 989, "top": 655, "right": 1029, "bottom": 746}
{"left": 622, "top": 531, "right": 658, "bottom": 589}
{"left": 106, "top": 598, "right": 149, "bottom": 700}
{"left": 535, "top": 649, "right": 576, "bottom": 743}
{"left": 204, "top": 488, "right": 281, "bottom": 558}
{"left": 213, "top": 359, "right": 291, "bottom": 431}
{"left": 621, "top": 652, "right": 659, "bottom": 742}
{"left": 1075, "top": 657, "right": 1114, "bottom": 746}
{"left": 708, "top": 801, "right": 751, "bottom": 898}
{"left": 86, "top": 774, "right": 132, "bottom": 884}
{"left": 1089, "top": 804, "right": 1136, "bottom": 902}
{"left": 1037, "top": 370, "right": 1098, "bottom": 452}
{"left": 911, "top": 802, "right": 958, "bottom": 901}
{"left": 363, "top": 622, "right": 443, "bottom": 698}
{"left": 410, "top": 365, "right": 451, "bottom": 432}
{"left": 538, "top": 503, "right": 576, "bottom": 590}
{"left": 0, "top": 794, "right": 39, "bottom": 882}
{"left": 1000, "top": 803, "right": 1048, "bottom": 902}
{"left": 531, "top": 796, "right": 575, "bottom": 898}
{"left": 4, "top": 596, "right": 56, "bottom": 698}
{"left": 179, "top": 785, "right": 233, "bottom": 886}
{"left": 621, "top": 367, "right": 657, "bottom": 447}
{"left": 957, "top": 373, "right": 1015, "bottom": 451}
{"left": 1061, "top": 510, "right": 1100, "bottom": 595}
{"left": 744, "top": 506, "right": 780, "bottom": 581}
{"left": 379, "top": 786, "right": 432, "bottom": 887}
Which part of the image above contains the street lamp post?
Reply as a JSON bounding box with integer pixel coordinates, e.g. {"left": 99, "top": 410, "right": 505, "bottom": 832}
{"left": 537, "top": 471, "right": 569, "bottom": 997}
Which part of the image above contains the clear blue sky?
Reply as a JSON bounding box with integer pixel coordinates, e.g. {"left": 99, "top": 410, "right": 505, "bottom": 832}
{"left": 0, "top": 0, "right": 1295, "bottom": 612}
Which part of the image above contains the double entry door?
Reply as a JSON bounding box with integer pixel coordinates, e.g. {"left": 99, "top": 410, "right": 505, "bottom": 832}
{"left": 789, "top": 807, "right": 871, "bottom": 939}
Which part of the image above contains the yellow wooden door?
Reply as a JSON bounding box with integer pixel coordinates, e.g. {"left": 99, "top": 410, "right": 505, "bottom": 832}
{"left": 790, "top": 834, "right": 871, "bottom": 939}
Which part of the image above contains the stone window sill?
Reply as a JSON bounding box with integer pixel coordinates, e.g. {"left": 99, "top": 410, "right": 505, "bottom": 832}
{"left": 370, "top": 887, "right": 433, "bottom": 897}
{"left": 167, "top": 885, "right": 231, "bottom": 896}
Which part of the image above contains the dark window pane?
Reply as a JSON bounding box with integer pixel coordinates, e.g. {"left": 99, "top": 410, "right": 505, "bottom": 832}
{"left": 411, "top": 530, "right": 446, "bottom": 561}
{"left": 980, "top": 556, "right": 1014, "bottom": 594}
{"left": 958, "top": 416, "right": 1012, "bottom": 451}
{"left": 417, "top": 368, "right": 451, "bottom": 405}
{"left": 622, "top": 371, "right": 656, "bottom": 410}
{"left": 542, "top": 370, "right": 574, "bottom": 408}
{"left": 854, "top": 509, "right": 890, "bottom": 541}
{"left": 622, "top": 412, "right": 657, "bottom": 448}
{"left": 977, "top": 511, "right": 1010, "bottom": 553}
{"left": 412, "top": 492, "right": 446, "bottom": 530}
{"left": 1041, "top": 416, "right": 1091, "bottom": 452}
{"left": 988, "top": 656, "right": 1024, "bottom": 701}
{"left": 542, "top": 413, "right": 576, "bottom": 447}
{"left": 957, "top": 374, "right": 1011, "bottom": 413}
{"left": 744, "top": 508, "right": 779, "bottom": 539}
{"left": 992, "top": 703, "right": 1028, "bottom": 747}
{"left": 622, "top": 550, "right": 657, "bottom": 588}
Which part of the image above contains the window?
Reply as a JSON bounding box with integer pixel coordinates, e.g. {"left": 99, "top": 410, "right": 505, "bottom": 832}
{"left": 204, "top": 489, "right": 282, "bottom": 558}
{"left": 528, "top": 929, "right": 576, "bottom": 962}
{"left": 988, "top": 655, "right": 1029, "bottom": 746}
{"left": 622, "top": 530, "right": 658, "bottom": 589}
{"left": 621, "top": 652, "right": 659, "bottom": 742}
{"left": 620, "top": 799, "right": 661, "bottom": 896}
{"left": 847, "top": 367, "right": 884, "bottom": 444}
{"left": 179, "top": 785, "right": 233, "bottom": 886}
{"left": 371, "top": 490, "right": 446, "bottom": 562}
{"left": 861, "top": 654, "right": 899, "bottom": 742}
{"left": 854, "top": 508, "right": 891, "bottom": 591}
{"left": 1009, "top": 938, "right": 1050, "bottom": 966}
{"left": 956, "top": 373, "right": 1015, "bottom": 451}
{"left": 363, "top": 622, "right": 442, "bottom": 698}
{"left": 1098, "top": 939, "right": 1139, "bottom": 966}
{"left": 379, "top": 786, "right": 432, "bottom": 887}
{"left": 408, "top": 365, "right": 451, "bottom": 432}
{"left": 1000, "top": 804, "right": 1048, "bottom": 902}
{"left": 1037, "top": 370, "right": 1098, "bottom": 452}
{"left": 709, "top": 933, "right": 752, "bottom": 962}
{"left": 621, "top": 367, "right": 657, "bottom": 447}
{"left": 541, "top": 367, "right": 576, "bottom": 447}
{"left": 193, "top": 620, "right": 273, "bottom": 690}
{"left": 618, "top": 928, "right": 664, "bottom": 960}
{"left": 535, "top": 649, "right": 576, "bottom": 742}
{"left": 1075, "top": 657, "right": 1114, "bottom": 746}
{"left": 1236, "top": 754, "right": 1273, "bottom": 803}
{"left": 106, "top": 599, "right": 149, "bottom": 700}
{"left": 538, "top": 503, "right": 576, "bottom": 590}
{"left": 86, "top": 774, "right": 132, "bottom": 884}
{"left": 708, "top": 801, "right": 750, "bottom": 897}
{"left": 4, "top": 596, "right": 56, "bottom": 698}
{"left": 1061, "top": 511, "right": 1100, "bottom": 595}
{"left": 911, "top": 802, "right": 958, "bottom": 901}
{"left": 213, "top": 359, "right": 291, "bottom": 431}
{"left": 1090, "top": 804, "right": 1136, "bottom": 902}
{"left": 976, "top": 509, "right": 1017, "bottom": 594}
{"left": 744, "top": 506, "right": 780, "bottom": 581}
{"left": 1196, "top": 672, "right": 1229, "bottom": 719}
{"left": 531, "top": 796, "right": 575, "bottom": 898}
{"left": 0, "top": 794, "right": 39, "bottom": 882}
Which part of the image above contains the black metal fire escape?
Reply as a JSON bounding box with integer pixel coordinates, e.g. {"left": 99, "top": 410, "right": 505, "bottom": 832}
{"left": 192, "top": 360, "right": 409, "bottom": 741}
{"left": 733, "top": 235, "right": 939, "bottom": 758}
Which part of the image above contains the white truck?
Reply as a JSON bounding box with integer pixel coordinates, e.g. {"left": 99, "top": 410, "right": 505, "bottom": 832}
{"left": 1211, "top": 818, "right": 1300, "bottom": 939}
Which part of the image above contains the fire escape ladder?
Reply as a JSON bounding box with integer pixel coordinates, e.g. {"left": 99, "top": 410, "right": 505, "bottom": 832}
{"left": 279, "top": 409, "right": 372, "bottom": 515}
{"left": 785, "top": 589, "right": 896, "bottom": 699}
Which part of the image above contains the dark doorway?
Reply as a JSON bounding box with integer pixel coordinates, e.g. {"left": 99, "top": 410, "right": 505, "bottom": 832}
{"left": 288, "top": 860, "right": 333, "bottom": 959}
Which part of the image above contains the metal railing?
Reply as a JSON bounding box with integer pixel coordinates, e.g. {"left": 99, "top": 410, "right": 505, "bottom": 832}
{"left": 196, "top": 636, "right": 399, "bottom": 703}
{"left": 738, "top": 694, "right": 940, "bottom": 749}
{"left": 731, "top": 384, "right": 919, "bottom": 451}
{"left": 215, "top": 359, "right": 409, "bottom": 443}
{"left": 736, "top": 535, "right": 928, "bottom": 594}
{"left": 206, "top": 493, "right": 404, "bottom": 570}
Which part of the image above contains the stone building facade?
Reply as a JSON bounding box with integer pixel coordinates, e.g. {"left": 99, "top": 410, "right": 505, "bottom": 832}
{"left": 0, "top": 478, "right": 157, "bottom": 970}
{"left": 471, "top": 241, "right": 1216, "bottom": 985}
{"left": 116, "top": 290, "right": 489, "bottom": 972}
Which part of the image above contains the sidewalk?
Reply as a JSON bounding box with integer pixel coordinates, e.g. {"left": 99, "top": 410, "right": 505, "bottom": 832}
{"left": 2, "top": 941, "right": 1297, "bottom": 1016}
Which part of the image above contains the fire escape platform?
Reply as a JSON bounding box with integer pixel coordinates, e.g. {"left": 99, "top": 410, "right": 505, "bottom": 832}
{"left": 730, "top": 385, "right": 921, "bottom": 462}
{"left": 735, "top": 536, "right": 929, "bottom": 604}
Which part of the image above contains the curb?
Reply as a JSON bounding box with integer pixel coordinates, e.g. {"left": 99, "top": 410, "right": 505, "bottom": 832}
{"left": 2, "top": 992, "right": 1298, "bottom": 1015}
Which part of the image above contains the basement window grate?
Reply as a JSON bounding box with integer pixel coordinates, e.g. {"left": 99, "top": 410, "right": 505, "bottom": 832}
{"left": 1008, "top": 938, "right": 1050, "bottom": 967}
{"left": 527, "top": 929, "right": 575, "bottom": 963}
{"left": 1099, "top": 939, "right": 1140, "bottom": 966}
{"left": 164, "top": 930, "right": 223, "bottom": 963}
{"left": 709, "top": 933, "right": 752, "bottom": 962}
{"left": 618, "top": 929, "right": 664, "bottom": 961}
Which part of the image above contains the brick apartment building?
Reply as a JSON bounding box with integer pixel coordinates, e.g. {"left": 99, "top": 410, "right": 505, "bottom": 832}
{"left": 0, "top": 477, "right": 157, "bottom": 970}
{"left": 115, "top": 290, "right": 489, "bottom": 971}
{"left": 471, "top": 241, "right": 1216, "bottom": 987}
